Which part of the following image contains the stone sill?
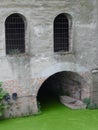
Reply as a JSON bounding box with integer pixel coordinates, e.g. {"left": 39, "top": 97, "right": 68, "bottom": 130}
{"left": 54, "top": 51, "right": 74, "bottom": 56}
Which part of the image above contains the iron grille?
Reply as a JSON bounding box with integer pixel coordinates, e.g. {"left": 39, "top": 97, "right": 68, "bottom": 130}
{"left": 5, "top": 13, "right": 25, "bottom": 54}
{"left": 54, "top": 13, "right": 69, "bottom": 52}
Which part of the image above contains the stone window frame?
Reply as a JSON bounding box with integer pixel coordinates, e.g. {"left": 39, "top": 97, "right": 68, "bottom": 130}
{"left": 4, "top": 12, "right": 29, "bottom": 56}
{"left": 53, "top": 13, "right": 73, "bottom": 55}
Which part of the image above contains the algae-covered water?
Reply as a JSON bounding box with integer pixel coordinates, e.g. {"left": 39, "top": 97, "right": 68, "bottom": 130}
{"left": 0, "top": 97, "right": 98, "bottom": 130}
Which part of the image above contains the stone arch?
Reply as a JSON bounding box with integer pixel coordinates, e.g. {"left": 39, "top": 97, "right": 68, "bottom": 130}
{"left": 31, "top": 62, "right": 92, "bottom": 113}
{"left": 5, "top": 12, "right": 27, "bottom": 27}
{"left": 5, "top": 13, "right": 26, "bottom": 54}
{"left": 33, "top": 62, "right": 91, "bottom": 97}
{"left": 36, "top": 71, "right": 89, "bottom": 111}
{"left": 53, "top": 13, "right": 73, "bottom": 53}
{"left": 3, "top": 12, "right": 30, "bottom": 55}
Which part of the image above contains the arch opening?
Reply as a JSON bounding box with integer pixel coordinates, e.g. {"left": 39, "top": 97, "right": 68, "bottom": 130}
{"left": 54, "top": 13, "right": 72, "bottom": 52}
{"left": 5, "top": 13, "right": 26, "bottom": 55}
{"left": 37, "top": 71, "right": 85, "bottom": 111}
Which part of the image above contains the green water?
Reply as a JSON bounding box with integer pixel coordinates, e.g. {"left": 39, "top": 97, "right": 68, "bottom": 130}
{"left": 0, "top": 98, "right": 98, "bottom": 130}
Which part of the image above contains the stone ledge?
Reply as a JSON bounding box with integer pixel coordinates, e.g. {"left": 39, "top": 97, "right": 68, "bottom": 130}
{"left": 59, "top": 96, "right": 87, "bottom": 109}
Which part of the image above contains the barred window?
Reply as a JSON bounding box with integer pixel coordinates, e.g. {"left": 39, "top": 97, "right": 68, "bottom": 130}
{"left": 54, "top": 13, "right": 69, "bottom": 52}
{"left": 5, "top": 13, "right": 25, "bottom": 54}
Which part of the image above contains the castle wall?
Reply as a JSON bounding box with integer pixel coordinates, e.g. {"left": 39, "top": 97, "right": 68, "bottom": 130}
{"left": 0, "top": 0, "right": 97, "bottom": 117}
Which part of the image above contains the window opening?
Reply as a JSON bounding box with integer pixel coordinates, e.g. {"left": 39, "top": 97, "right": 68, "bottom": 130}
{"left": 5, "top": 13, "right": 25, "bottom": 54}
{"left": 54, "top": 13, "right": 69, "bottom": 52}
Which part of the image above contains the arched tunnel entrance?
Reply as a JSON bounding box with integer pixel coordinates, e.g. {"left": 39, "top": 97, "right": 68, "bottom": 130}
{"left": 37, "top": 71, "right": 85, "bottom": 111}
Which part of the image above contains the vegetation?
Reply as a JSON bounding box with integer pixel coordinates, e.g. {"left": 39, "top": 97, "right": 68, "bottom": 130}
{"left": 37, "top": 101, "right": 42, "bottom": 114}
{"left": 8, "top": 49, "right": 21, "bottom": 55}
{"left": 83, "top": 98, "right": 98, "bottom": 109}
{"left": 0, "top": 82, "right": 7, "bottom": 118}
{"left": 83, "top": 98, "right": 91, "bottom": 108}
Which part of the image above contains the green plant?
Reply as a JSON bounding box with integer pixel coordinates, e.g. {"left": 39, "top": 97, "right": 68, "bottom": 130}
{"left": 87, "top": 103, "right": 98, "bottom": 109}
{"left": 83, "top": 98, "right": 98, "bottom": 109}
{"left": 0, "top": 82, "right": 3, "bottom": 87}
{"left": 37, "top": 101, "right": 42, "bottom": 115}
{"left": 8, "top": 49, "right": 21, "bottom": 55}
{"left": 83, "top": 98, "right": 90, "bottom": 108}
{"left": 0, "top": 82, "right": 7, "bottom": 118}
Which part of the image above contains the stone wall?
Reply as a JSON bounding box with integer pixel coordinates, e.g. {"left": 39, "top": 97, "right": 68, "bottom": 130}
{"left": 0, "top": 0, "right": 97, "bottom": 117}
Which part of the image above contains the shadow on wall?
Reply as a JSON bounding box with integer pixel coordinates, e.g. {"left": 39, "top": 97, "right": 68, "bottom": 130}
{"left": 37, "top": 71, "right": 85, "bottom": 109}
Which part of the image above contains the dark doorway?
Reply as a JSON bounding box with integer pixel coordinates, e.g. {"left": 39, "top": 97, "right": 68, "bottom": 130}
{"left": 37, "top": 71, "right": 84, "bottom": 111}
{"left": 37, "top": 77, "right": 59, "bottom": 109}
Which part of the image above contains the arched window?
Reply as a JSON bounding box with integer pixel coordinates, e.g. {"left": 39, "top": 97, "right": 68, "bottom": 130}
{"left": 5, "top": 13, "right": 25, "bottom": 54}
{"left": 54, "top": 13, "right": 69, "bottom": 52}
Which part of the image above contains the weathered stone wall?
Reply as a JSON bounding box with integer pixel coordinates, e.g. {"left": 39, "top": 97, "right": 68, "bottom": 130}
{"left": 0, "top": 0, "right": 97, "bottom": 117}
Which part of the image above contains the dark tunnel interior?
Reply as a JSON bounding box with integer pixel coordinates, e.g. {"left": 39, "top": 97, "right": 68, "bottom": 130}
{"left": 37, "top": 71, "right": 84, "bottom": 110}
{"left": 37, "top": 76, "right": 59, "bottom": 105}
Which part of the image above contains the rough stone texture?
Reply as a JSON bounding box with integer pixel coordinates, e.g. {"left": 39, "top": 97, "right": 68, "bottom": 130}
{"left": 92, "top": 71, "right": 98, "bottom": 104}
{"left": 59, "top": 96, "right": 87, "bottom": 109}
{"left": 4, "top": 96, "right": 38, "bottom": 118}
{"left": 0, "top": 0, "right": 97, "bottom": 117}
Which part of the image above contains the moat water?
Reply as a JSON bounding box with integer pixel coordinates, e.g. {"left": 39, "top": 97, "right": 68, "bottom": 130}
{"left": 1, "top": 95, "right": 98, "bottom": 130}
